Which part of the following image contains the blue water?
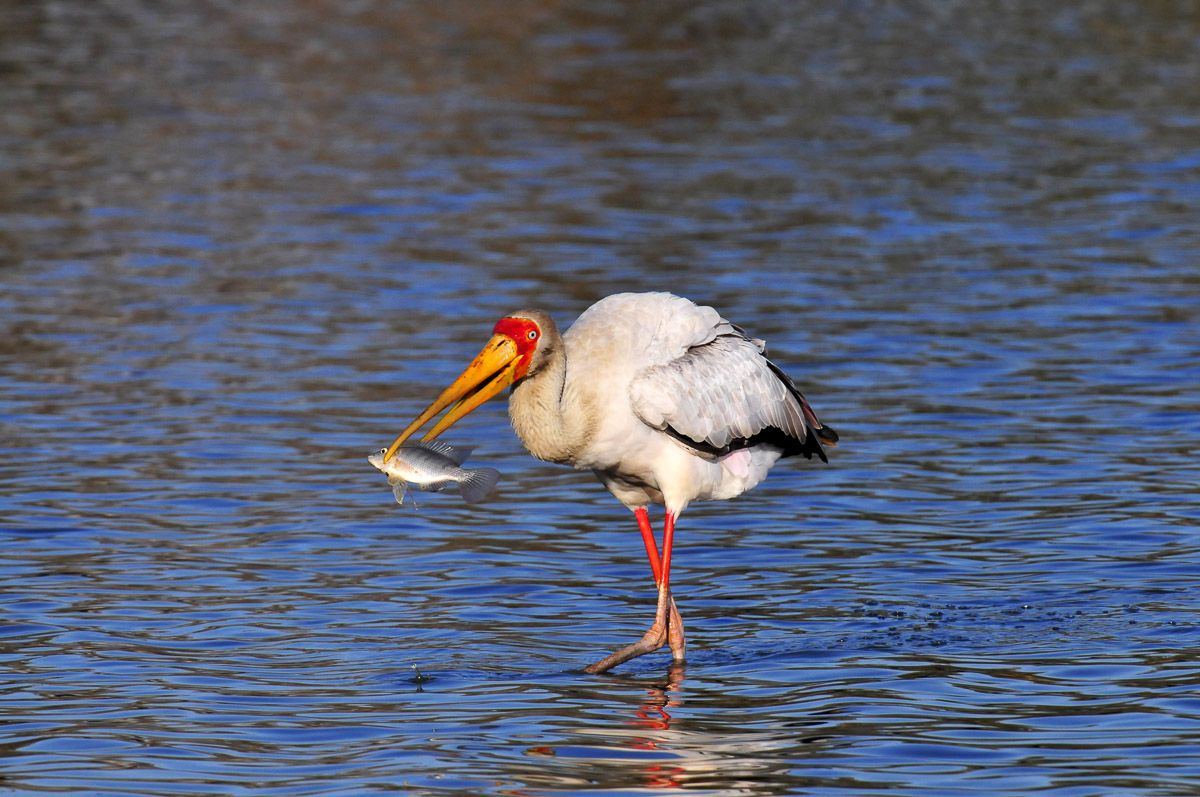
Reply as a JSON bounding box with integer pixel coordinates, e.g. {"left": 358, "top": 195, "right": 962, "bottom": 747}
{"left": 3, "top": 1, "right": 1200, "bottom": 794}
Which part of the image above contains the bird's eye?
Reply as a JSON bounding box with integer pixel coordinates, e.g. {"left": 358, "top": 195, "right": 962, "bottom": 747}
{"left": 527, "top": 330, "right": 538, "bottom": 341}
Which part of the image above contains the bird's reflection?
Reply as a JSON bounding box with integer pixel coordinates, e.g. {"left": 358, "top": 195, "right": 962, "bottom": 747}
{"left": 627, "top": 663, "right": 686, "bottom": 734}
{"left": 527, "top": 662, "right": 814, "bottom": 793}
{"left": 613, "top": 664, "right": 688, "bottom": 788}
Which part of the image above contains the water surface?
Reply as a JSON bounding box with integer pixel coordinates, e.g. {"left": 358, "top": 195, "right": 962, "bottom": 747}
{"left": 2, "top": 1, "right": 1200, "bottom": 794}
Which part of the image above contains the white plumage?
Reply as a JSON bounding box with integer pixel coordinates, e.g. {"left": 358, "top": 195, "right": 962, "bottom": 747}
{"left": 516, "top": 292, "right": 832, "bottom": 514}
{"left": 384, "top": 291, "right": 836, "bottom": 673}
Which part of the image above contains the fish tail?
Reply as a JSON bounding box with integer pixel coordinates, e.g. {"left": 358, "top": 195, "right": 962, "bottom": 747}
{"left": 458, "top": 467, "right": 500, "bottom": 504}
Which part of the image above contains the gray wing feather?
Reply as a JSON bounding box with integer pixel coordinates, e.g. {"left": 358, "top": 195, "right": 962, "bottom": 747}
{"left": 630, "top": 332, "right": 810, "bottom": 451}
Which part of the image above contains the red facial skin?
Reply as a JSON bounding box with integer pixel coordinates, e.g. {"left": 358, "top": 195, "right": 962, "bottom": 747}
{"left": 492, "top": 317, "right": 540, "bottom": 380}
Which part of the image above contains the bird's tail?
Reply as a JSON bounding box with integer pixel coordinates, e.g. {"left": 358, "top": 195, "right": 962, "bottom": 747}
{"left": 458, "top": 467, "right": 501, "bottom": 504}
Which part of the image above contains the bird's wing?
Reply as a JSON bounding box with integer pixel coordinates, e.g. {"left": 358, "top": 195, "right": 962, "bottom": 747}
{"left": 630, "top": 327, "right": 829, "bottom": 461}
{"left": 568, "top": 292, "right": 733, "bottom": 368}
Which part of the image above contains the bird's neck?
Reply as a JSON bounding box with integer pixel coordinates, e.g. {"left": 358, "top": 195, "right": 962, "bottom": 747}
{"left": 508, "top": 347, "right": 590, "bottom": 465}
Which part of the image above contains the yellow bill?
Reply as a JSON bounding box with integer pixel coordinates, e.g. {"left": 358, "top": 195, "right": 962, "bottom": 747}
{"left": 382, "top": 333, "right": 523, "bottom": 461}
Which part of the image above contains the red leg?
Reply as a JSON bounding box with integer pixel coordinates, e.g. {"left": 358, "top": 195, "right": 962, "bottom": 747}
{"left": 585, "top": 510, "right": 685, "bottom": 674}
{"left": 640, "top": 508, "right": 686, "bottom": 661}
{"left": 661, "top": 512, "right": 685, "bottom": 663}
{"left": 660, "top": 511, "right": 675, "bottom": 588}
{"left": 635, "top": 507, "right": 662, "bottom": 582}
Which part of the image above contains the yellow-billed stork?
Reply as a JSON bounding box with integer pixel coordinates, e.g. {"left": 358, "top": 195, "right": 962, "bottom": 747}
{"left": 383, "top": 292, "right": 837, "bottom": 673}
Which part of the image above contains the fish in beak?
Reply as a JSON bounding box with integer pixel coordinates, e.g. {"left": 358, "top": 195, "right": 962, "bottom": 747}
{"left": 383, "top": 323, "right": 534, "bottom": 461}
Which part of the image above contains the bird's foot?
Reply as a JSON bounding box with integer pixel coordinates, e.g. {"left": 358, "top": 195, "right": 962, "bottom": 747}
{"left": 584, "top": 587, "right": 678, "bottom": 674}
{"left": 583, "top": 620, "right": 668, "bottom": 674}
{"left": 668, "top": 597, "right": 686, "bottom": 664}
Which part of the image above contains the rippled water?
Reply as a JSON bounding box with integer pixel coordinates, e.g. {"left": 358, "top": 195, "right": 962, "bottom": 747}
{"left": 3, "top": 1, "right": 1200, "bottom": 794}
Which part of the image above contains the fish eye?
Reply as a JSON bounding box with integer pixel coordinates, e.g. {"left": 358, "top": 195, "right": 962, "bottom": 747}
{"left": 527, "top": 330, "right": 538, "bottom": 341}
{"left": 379, "top": 448, "right": 387, "bottom": 454}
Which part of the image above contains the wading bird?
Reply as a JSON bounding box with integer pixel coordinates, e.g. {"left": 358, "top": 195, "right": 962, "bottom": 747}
{"left": 383, "top": 292, "right": 837, "bottom": 673}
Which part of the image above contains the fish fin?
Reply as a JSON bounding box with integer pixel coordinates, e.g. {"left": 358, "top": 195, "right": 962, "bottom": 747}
{"left": 389, "top": 478, "right": 409, "bottom": 506}
{"left": 418, "top": 440, "right": 473, "bottom": 465}
{"left": 458, "top": 467, "right": 500, "bottom": 504}
{"left": 423, "top": 479, "right": 454, "bottom": 493}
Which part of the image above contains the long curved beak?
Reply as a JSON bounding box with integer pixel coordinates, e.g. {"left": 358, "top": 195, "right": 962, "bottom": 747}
{"left": 382, "top": 334, "right": 520, "bottom": 460}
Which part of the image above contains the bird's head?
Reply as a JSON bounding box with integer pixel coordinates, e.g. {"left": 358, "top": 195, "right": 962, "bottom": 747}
{"left": 382, "top": 310, "right": 558, "bottom": 460}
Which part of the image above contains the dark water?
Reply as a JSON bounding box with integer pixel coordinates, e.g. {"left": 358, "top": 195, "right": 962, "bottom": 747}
{"left": 3, "top": 1, "right": 1200, "bottom": 794}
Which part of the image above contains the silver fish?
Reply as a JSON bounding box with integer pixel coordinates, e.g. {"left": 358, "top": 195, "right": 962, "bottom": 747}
{"left": 367, "top": 440, "right": 500, "bottom": 507}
